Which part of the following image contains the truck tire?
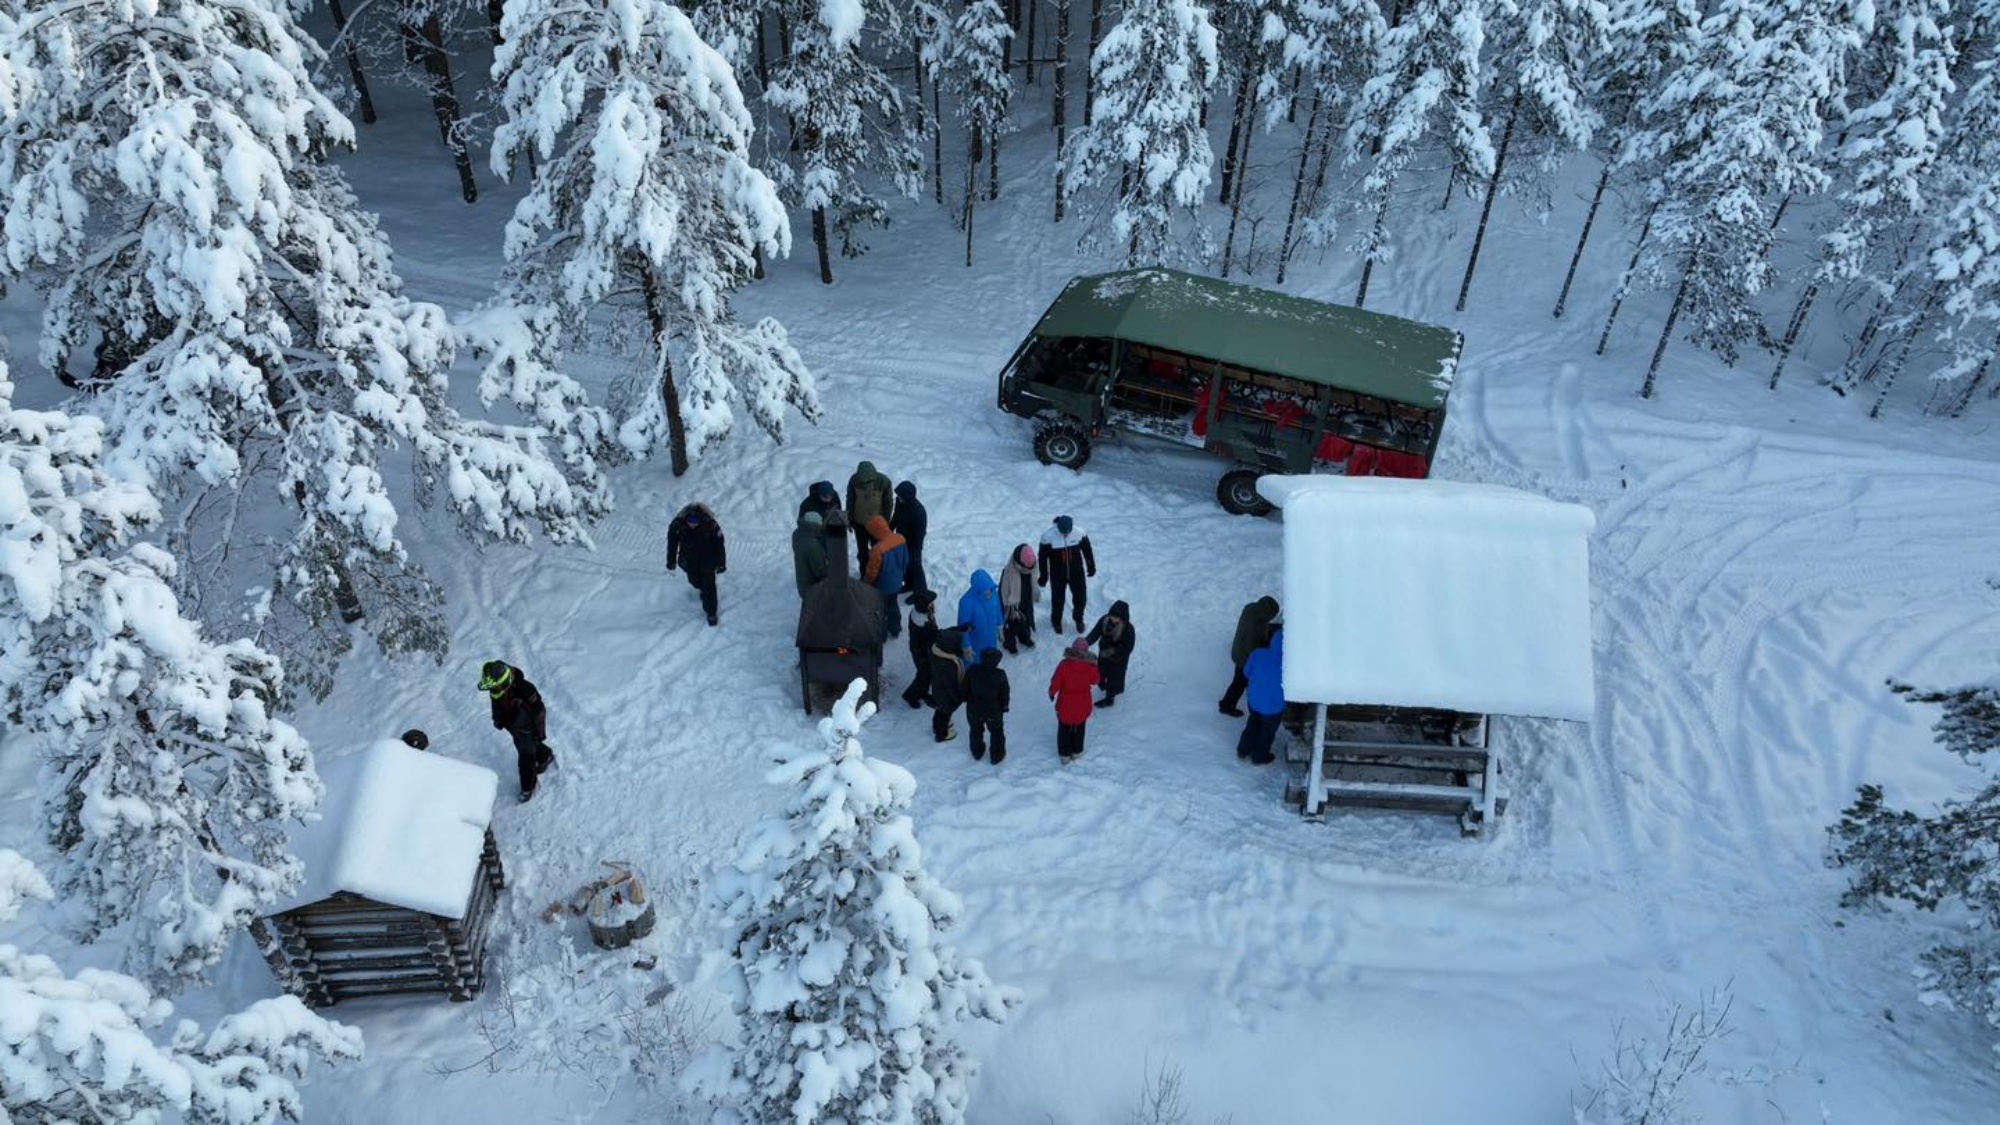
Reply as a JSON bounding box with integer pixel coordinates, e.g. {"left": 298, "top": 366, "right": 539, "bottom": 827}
{"left": 1217, "top": 468, "right": 1273, "bottom": 516}
{"left": 1033, "top": 423, "right": 1091, "bottom": 470}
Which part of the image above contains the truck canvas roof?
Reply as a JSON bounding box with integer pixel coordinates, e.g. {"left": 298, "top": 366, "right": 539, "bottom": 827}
{"left": 1029, "top": 267, "right": 1462, "bottom": 410}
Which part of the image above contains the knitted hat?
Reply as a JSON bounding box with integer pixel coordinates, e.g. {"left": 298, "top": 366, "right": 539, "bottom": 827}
{"left": 911, "top": 589, "right": 938, "bottom": 612}
{"left": 1069, "top": 638, "right": 1090, "bottom": 654}
{"left": 802, "top": 511, "right": 823, "bottom": 528}
{"left": 1054, "top": 515, "right": 1074, "bottom": 535}
{"left": 1016, "top": 544, "right": 1037, "bottom": 567}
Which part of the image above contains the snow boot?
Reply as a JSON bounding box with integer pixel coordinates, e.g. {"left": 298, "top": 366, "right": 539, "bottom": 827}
{"left": 706, "top": 610, "right": 719, "bottom": 627}
{"left": 1097, "top": 694, "right": 1117, "bottom": 707}
{"left": 1219, "top": 701, "right": 1245, "bottom": 717}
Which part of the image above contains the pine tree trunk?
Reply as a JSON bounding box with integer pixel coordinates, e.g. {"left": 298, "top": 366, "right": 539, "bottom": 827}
{"left": 1946, "top": 343, "right": 1995, "bottom": 417}
{"left": 932, "top": 85, "right": 945, "bottom": 206}
{"left": 1640, "top": 254, "right": 1696, "bottom": 400}
{"left": 1025, "top": 0, "right": 1038, "bottom": 84}
{"left": 1456, "top": 98, "right": 1518, "bottom": 312}
{"left": 1275, "top": 92, "right": 1323, "bottom": 285}
{"left": 1836, "top": 292, "right": 1892, "bottom": 393}
{"left": 965, "top": 130, "right": 981, "bottom": 267}
{"left": 641, "top": 268, "right": 692, "bottom": 476}
{"left": 1004, "top": 0, "right": 1018, "bottom": 73}
{"left": 1870, "top": 289, "right": 1939, "bottom": 419}
{"left": 410, "top": 14, "right": 477, "bottom": 203}
{"left": 1596, "top": 203, "right": 1657, "bottom": 356}
{"left": 1553, "top": 165, "right": 1611, "bottom": 318}
{"left": 1221, "top": 116, "right": 1256, "bottom": 278}
{"left": 1769, "top": 194, "right": 1792, "bottom": 232}
{"left": 989, "top": 136, "right": 1000, "bottom": 202}
{"left": 1053, "top": 0, "right": 1070, "bottom": 222}
{"left": 1085, "top": 0, "right": 1103, "bottom": 123}
{"left": 327, "top": 0, "right": 378, "bottom": 124}
{"left": 756, "top": 11, "right": 770, "bottom": 88}
{"left": 1768, "top": 282, "right": 1819, "bottom": 389}
{"left": 1355, "top": 201, "right": 1388, "bottom": 308}
{"left": 813, "top": 207, "right": 833, "bottom": 285}
{"left": 1219, "top": 52, "right": 1259, "bottom": 204}
{"left": 485, "top": 0, "right": 504, "bottom": 45}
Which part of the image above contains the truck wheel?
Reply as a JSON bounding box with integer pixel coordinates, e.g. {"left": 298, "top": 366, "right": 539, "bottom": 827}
{"left": 1217, "top": 469, "right": 1273, "bottom": 516}
{"left": 1033, "top": 423, "right": 1091, "bottom": 470}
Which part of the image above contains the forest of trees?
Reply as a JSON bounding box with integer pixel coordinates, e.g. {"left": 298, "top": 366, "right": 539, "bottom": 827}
{"left": 4, "top": 0, "right": 2000, "bottom": 1118}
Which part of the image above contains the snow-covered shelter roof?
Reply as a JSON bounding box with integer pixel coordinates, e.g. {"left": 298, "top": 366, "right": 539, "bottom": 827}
{"left": 1258, "top": 475, "right": 1596, "bottom": 721}
{"left": 271, "top": 740, "right": 499, "bottom": 919}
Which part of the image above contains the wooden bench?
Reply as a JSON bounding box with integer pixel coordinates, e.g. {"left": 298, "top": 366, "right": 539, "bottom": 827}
{"left": 1282, "top": 705, "right": 1505, "bottom": 837}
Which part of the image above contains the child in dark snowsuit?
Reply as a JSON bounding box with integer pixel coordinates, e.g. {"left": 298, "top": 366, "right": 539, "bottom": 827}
{"left": 481, "top": 660, "right": 555, "bottom": 802}
{"left": 964, "top": 649, "right": 1011, "bottom": 764}
{"left": 903, "top": 591, "right": 939, "bottom": 708}
{"left": 1085, "top": 600, "right": 1136, "bottom": 706}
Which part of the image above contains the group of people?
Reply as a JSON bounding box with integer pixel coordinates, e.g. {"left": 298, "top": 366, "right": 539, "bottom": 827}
{"left": 476, "top": 461, "right": 1286, "bottom": 802}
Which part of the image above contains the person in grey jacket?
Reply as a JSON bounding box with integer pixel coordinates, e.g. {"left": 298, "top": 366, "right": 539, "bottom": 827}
{"left": 998, "top": 543, "right": 1038, "bottom": 654}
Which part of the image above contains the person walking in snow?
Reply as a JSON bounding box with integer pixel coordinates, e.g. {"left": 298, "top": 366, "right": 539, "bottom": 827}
{"left": 1037, "top": 514, "right": 1096, "bottom": 634}
{"left": 667, "top": 503, "right": 727, "bottom": 626}
{"left": 964, "top": 649, "right": 1011, "bottom": 764}
{"left": 1048, "top": 639, "right": 1101, "bottom": 763}
{"left": 1219, "top": 596, "right": 1281, "bottom": 716}
{"left": 846, "top": 460, "right": 895, "bottom": 573}
{"left": 862, "top": 516, "right": 910, "bottom": 638}
{"left": 903, "top": 590, "right": 940, "bottom": 709}
{"left": 957, "top": 569, "right": 1003, "bottom": 658}
{"left": 998, "top": 543, "right": 1038, "bottom": 654}
{"left": 891, "top": 480, "right": 929, "bottom": 596}
{"left": 929, "top": 624, "right": 971, "bottom": 742}
{"left": 792, "top": 511, "right": 830, "bottom": 596}
{"left": 1236, "top": 627, "right": 1286, "bottom": 766}
{"left": 1085, "top": 600, "right": 1136, "bottom": 707}
{"left": 481, "top": 660, "right": 555, "bottom": 802}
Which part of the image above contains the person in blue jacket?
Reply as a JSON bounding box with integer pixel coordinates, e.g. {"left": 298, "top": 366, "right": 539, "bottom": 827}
{"left": 1236, "top": 627, "right": 1286, "bottom": 765}
{"left": 957, "top": 570, "right": 1003, "bottom": 658}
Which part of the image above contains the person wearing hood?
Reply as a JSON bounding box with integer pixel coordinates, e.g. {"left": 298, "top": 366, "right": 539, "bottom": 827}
{"left": 481, "top": 660, "right": 555, "bottom": 802}
{"left": 846, "top": 460, "right": 895, "bottom": 572}
{"left": 1219, "top": 595, "right": 1281, "bottom": 716}
{"left": 666, "top": 502, "right": 726, "bottom": 626}
{"left": 792, "top": 511, "right": 830, "bottom": 596}
{"left": 929, "top": 624, "right": 971, "bottom": 742}
{"left": 998, "top": 544, "right": 1039, "bottom": 654}
{"left": 957, "top": 569, "right": 1003, "bottom": 657}
{"left": 1085, "top": 600, "right": 1136, "bottom": 706}
{"left": 890, "top": 480, "right": 929, "bottom": 596}
{"left": 1048, "top": 639, "right": 1101, "bottom": 763}
{"left": 902, "top": 590, "right": 940, "bottom": 709}
{"left": 1236, "top": 627, "right": 1286, "bottom": 765}
{"left": 799, "top": 480, "right": 850, "bottom": 578}
{"left": 862, "top": 516, "right": 910, "bottom": 637}
{"left": 1037, "top": 514, "right": 1096, "bottom": 634}
{"left": 964, "top": 648, "right": 1011, "bottom": 764}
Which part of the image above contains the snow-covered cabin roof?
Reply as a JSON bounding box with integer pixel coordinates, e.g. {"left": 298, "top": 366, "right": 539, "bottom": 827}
{"left": 270, "top": 739, "right": 499, "bottom": 919}
{"left": 1257, "top": 475, "right": 1596, "bottom": 721}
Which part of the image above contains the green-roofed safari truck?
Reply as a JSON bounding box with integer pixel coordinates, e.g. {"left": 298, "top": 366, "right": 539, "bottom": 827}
{"left": 996, "top": 268, "right": 1464, "bottom": 515}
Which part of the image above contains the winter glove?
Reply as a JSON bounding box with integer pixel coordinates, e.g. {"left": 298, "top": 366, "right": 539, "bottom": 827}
{"left": 1037, "top": 575, "right": 1047, "bottom": 587}
{"left": 1086, "top": 567, "right": 1097, "bottom": 578}
{"left": 715, "top": 565, "right": 726, "bottom": 575}
{"left": 666, "top": 561, "right": 677, "bottom": 572}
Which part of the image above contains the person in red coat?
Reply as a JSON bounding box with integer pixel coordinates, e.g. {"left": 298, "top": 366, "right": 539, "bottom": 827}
{"left": 1048, "top": 639, "right": 1102, "bottom": 763}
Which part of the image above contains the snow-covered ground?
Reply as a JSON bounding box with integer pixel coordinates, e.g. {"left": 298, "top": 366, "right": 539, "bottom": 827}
{"left": 8, "top": 59, "right": 2000, "bottom": 1125}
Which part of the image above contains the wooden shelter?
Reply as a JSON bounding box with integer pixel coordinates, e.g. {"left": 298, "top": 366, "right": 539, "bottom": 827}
{"left": 1257, "top": 475, "right": 1596, "bottom": 836}
{"left": 262, "top": 739, "right": 505, "bottom": 1006}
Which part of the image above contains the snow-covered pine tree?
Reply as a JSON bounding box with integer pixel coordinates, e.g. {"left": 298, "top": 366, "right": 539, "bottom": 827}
{"left": 490, "top": 0, "right": 819, "bottom": 475}
{"left": 1768, "top": 0, "right": 1954, "bottom": 389}
{"left": 1454, "top": 0, "right": 1611, "bottom": 310}
{"left": 763, "top": 0, "right": 924, "bottom": 284}
{"left": 949, "top": 0, "right": 1013, "bottom": 265}
{"left": 1062, "top": 0, "right": 1221, "bottom": 266}
{"left": 0, "top": 849, "right": 363, "bottom": 1123}
{"left": 0, "top": 0, "right": 613, "bottom": 697}
{"left": 1559, "top": 0, "right": 1701, "bottom": 322}
{"left": 703, "top": 681, "right": 1020, "bottom": 1125}
{"left": 1831, "top": 677, "right": 2000, "bottom": 1055}
{"left": 1622, "top": 0, "right": 1872, "bottom": 397}
{"left": 1344, "top": 0, "right": 1496, "bottom": 307}
{"left": 1272, "top": 0, "right": 1388, "bottom": 284}
{"left": 0, "top": 359, "right": 319, "bottom": 990}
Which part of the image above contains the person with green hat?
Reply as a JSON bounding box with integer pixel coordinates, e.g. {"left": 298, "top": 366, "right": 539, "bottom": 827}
{"left": 845, "top": 460, "right": 895, "bottom": 573}
{"left": 481, "top": 660, "right": 555, "bottom": 802}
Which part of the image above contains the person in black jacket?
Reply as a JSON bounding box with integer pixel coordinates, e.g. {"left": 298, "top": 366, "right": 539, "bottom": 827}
{"left": 1037, "top": 514, "right": 1097, "bottom": 634}
{"left": 929, "top": 625, "right": 970, "bottom": 742}
{"left": 666, "top": 503, "right": 727, "bottom": 626}
{"left": 798, "top": 481, "right": 850, "bottom": 579}
{"left": 964, "top": 648, "right": 1010, "bottom": 764}
{"left": 890, "top": 480, "right": 929, "bottom": 597}
{"left": 481, "top": 660, "right": 555, "bottom": 802}
{"left": 902, "top": 590, "right": 939, "bottom": 709}
{"left": 1085, "top": 600, "right": 1136, "bottom": 706}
